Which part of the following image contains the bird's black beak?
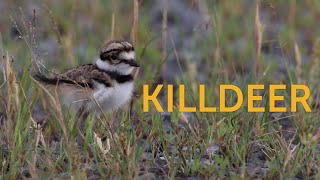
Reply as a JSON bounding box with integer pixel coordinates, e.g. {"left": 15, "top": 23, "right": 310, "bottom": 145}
{"left": 127, "top": 59, "right": 140, "bottom": 67}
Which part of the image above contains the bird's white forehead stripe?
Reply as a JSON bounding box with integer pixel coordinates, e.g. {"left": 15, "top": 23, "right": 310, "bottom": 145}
{"left": 120, "top": 51, "right": 135, "bottom": 60}
{"left": 123, "top": 42, "right": 132, "bottom": 47}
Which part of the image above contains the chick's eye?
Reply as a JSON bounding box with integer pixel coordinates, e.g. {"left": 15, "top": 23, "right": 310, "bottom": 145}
{"left": 110, "top": 54, "right": 121, "bottom": 64}
{"left": 110, "top": 54, "right": 117, "bottom": 60}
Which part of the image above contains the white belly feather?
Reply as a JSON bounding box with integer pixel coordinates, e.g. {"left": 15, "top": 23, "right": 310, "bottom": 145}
{"left": 92, "top": 81, "right": 134, "bottom": 112}
{"left": 59, "top": 80, "right": 134, "bottom": 113}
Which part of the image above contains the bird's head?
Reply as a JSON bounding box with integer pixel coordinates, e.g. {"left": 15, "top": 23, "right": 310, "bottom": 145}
{"left": 96, "top": 40, "right": 139, "bottom": 75}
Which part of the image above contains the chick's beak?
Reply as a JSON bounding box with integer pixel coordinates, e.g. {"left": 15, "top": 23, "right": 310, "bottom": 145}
{"left": 127, "top": 59, "right": 140, "bottom": 67}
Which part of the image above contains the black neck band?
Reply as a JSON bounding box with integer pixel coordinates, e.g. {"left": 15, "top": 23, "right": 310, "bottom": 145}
{"left": 104, "top": 70, "right": 133, "bottom": 83}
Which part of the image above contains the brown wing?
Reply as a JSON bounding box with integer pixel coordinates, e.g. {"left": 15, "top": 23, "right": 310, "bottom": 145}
{"left": 58, "top": 64, "right": 113, "bottom": 88}
{"left": 34, "top": 64, "right": 112, "bottom": 88}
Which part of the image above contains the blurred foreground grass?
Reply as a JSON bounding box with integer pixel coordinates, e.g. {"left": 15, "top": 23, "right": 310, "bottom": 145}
{"left": 1, "top": 0, "right": 320, "bottom": 179}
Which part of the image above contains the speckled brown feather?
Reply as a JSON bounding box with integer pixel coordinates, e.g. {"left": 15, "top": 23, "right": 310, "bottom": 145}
{"left": 34, "top": 64, "right": 113, "bottom": 89}
{"left": 57, "top": 64, "right": 112, "bottom": 87}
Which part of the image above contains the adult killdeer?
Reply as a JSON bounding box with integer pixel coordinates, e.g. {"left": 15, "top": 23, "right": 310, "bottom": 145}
{"left": 34, "top": 40, "right": 139, "bottom": 120}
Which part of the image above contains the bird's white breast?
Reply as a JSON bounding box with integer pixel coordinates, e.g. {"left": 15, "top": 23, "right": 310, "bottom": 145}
{"left": 92, "top": 81, "right": 134, "bottom": 113}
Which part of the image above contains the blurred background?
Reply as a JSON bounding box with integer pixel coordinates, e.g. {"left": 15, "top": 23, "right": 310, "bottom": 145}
{"left": 2, "top": 0, "right": 320, "bottom": 111}
{"left": 0, "top": 0, "right": 318, "bottom": 85}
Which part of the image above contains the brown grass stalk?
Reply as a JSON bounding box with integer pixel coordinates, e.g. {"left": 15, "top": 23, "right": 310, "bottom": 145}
{"left": 255, "top": 1, "right": 264, "bottom": 79}
{"left": 294, "top": 42, "right": 302, "bottom": 84}
{"left": 131, "top": 0, "right": 140, "bottom": 79}
{"left": 3, "top": 52, "right": 19, "bottom": 149}
{"left": 308, "top": 39, "right": 320, "bottom": 105}
{"left": 161, "top": 0, "right": 168, "bottom": 102}
{"left": 131, "top": 0, "right": 139, "bottom": 46}
{"left": 110, "top": 0, "right": 116, "bottom": 40}
{"left": 288, "top": 0, "right": 296, "bottom": 44}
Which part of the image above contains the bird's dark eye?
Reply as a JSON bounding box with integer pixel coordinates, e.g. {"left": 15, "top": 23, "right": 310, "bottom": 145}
{"left": 110, "top": 54, "right": 122, "bottom": 64}
{"left": 110, "top": 54, "right": 117, "bottom": 60}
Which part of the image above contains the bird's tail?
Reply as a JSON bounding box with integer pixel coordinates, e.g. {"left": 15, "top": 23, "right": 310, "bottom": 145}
{"left": 33, "top": 73, "right": 61, "bottom": 85}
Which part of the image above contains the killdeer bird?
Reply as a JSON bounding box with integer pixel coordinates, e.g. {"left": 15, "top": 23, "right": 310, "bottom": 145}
{"left": 34, "top": 40, "right": 139, "bottom": 121}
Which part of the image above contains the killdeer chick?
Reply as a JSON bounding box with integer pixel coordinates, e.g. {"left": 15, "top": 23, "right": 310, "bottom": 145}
{"left": 34, "top": 40, "right": 139, "bottom": 122}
